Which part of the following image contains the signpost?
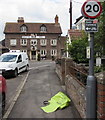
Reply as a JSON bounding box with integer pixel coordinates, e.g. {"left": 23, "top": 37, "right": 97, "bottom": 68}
{"left": 81, "top": 0, "right": 102, "bottom": 118}
{"left": 82, "top": 0, "right": 102, "bottom": 19}
{"left": 85, "top": 19, "right": 98, "bottom": 32}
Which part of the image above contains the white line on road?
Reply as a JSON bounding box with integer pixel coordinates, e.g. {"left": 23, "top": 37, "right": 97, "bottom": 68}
{"left": 3, "top": 71, "right": 30, "bottom": 119}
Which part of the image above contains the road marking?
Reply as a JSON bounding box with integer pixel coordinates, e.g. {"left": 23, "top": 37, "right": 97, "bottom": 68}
{"left": 3, "top": 71, "right": 30, "bottom": 119}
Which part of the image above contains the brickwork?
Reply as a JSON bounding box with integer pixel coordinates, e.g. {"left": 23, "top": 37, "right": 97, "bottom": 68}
{"left": 56, "top": 58, "right": 86, "bottom": 118}
{"left": 61, "top": 58, "right": 66, "bottom": 85}
{"left": 56, "top": 64, "right": 62, "bottom": 81}
{"left": 65, "top": 75, "right": 86, "bottom": 118}
{"left": 56, "top": 58, "right": 105, "bottom": 119}
{"left": 4, "top": 17, "right": 66, "bottom": 60}
{"left": 96, "top": 72, "right": 105, "bottom": 120}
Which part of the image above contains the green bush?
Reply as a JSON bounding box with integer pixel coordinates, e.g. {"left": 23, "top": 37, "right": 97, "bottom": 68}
{"left": 94, "top": 66, "right": 105, "bottom": 73}
{"left": 68, "top": 31, "right": 88, "bottom": 64}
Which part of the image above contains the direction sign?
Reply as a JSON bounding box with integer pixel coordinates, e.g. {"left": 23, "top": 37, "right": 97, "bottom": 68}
{"left": 82, "top": 0, "right": 102, "bottom": 19}
{"left": 85, "top": 19, "right": 98, "bottom": 32}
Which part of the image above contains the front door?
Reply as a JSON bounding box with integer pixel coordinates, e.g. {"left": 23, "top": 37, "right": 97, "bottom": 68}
{"left": 31, "top": 51, "right": 36, "bottom": 60}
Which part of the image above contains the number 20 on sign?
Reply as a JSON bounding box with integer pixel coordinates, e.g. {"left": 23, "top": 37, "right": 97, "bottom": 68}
{"left": 82, "top": 0, "right": 102, "bottom": 19}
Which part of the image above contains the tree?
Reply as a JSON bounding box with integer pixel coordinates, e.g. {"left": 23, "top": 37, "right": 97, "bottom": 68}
{"left": 68, "top": 31, "right": 88, "bottom": 63}
{"left": 94, "top": 1, "right": 105, "bottom": 56}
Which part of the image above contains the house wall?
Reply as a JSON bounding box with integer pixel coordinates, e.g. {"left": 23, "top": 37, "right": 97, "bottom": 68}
{"left": 5, "top": 33, "right": 65, "bottom": 60}
{"left": 76, "top": 18, "right": 85, "bottom": 30}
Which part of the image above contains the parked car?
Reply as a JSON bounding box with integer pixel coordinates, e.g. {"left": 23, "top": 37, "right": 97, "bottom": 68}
{"left": 0, "top": 75, "right": 6, "bottom": 117}
{"left": 0, "top": 50, "right": 29, "bottom": 77}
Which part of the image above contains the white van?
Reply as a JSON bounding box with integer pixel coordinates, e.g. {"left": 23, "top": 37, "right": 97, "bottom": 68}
{"left": 0, "top": 50, "right": 29, "bottom": 77}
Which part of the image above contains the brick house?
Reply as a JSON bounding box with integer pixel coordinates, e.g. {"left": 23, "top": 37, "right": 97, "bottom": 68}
{"left": 4, "top": 15, "right": 66, "bottom": 60}
{"left": 68, "top": 29, "right": 83, "bottom": 43}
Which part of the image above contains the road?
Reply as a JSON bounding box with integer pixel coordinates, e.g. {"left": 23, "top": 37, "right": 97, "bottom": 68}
{"left": 3, "top": 60, "right": 80, "bottom": 118}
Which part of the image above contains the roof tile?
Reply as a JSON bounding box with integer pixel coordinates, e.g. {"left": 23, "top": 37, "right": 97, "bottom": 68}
{"left": 4, "top": 22, "right": 62, "bottom": 34}
{"left": 68, "top": 29, "right": 83, "bottom": 40}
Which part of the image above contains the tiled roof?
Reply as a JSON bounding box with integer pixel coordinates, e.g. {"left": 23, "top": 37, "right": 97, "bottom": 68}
{"left": 68, "top": 29, "right": 83, "bottom": 40}
{"left": 4, "top": 22, "right": 62, "bottom": 34}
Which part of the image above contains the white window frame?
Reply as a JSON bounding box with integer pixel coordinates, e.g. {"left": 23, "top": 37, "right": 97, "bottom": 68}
{"left": 20, "top": 39, "right": 27, "bottom": 46}
{"left": 50, "top": 39, "right": 57, "bottom": 46}
{"left": 40, "top": 39, "right": 47, "bottom": 46}
{"left": 21, "top": 26, "right": 27, "bottom": 32}
{"left": 10, "top": 39, "right": 17, "bottom": 46}
{"left": 40, "top": 26, "right": 47, "bottom": 32}
{"left": 40, "top": 49, "right": 47, "bottom": 56}
{"left": 51, "top": 49, "right": 57, "bottom": 56}
{"left": 30, "top": 39, "right": 37, "bottom": 46}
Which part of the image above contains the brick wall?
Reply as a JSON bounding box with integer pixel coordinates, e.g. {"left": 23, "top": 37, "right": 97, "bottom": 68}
{"left": 65, "top": 75, "right": 86, "bottom": 118}
{"left": 56, "top": 58, "right": 66, "bottom": 85}
{"left": 5, "top": 33, "right": 66, "bottom": 60}
{"left": 56, "top": 64, "right": 62, "bottom": 81}
{"left": 56, "top": 58, "right": 105, "bottom": 119}
{"left": 56, "top": 58, "right": 86, "bottom": 118}
{"left": 96, "top": 72, "right": 105, "bottom": 120}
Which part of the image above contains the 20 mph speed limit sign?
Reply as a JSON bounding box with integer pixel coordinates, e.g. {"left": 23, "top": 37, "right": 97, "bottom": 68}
{"left": 82, "top": 0, "right": 102, "bottom": 19}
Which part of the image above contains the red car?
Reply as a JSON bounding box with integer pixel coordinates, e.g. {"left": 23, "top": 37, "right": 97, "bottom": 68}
{"left": 0, "top": 75, "right": 6, "bottom": 116}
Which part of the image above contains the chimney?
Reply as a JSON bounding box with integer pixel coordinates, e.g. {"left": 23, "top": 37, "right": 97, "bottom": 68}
{"left": 17, "top": 17, "right": 24, "bottom": 23}
{"left": 55, "top": 15, "right": 59, "bottom": 24}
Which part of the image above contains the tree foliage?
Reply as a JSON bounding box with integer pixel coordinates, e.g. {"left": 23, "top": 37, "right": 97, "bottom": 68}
{"left": 68, "top": 31, "right": 88, "bottom": 63}
{"left": 68, "top": 2, "right": 105, "bottom": 63}
{"left": 94, "top": 1, "right": 105, "bottom": 56}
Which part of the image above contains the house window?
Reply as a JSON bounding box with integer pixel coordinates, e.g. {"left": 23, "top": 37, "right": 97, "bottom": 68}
{"left": 40, "top": 50, "right": 46, "bottom": 56}
{"left": 10, "top": 39, "right": 17, "bottom": 46}
{"left": 40, "top": 39, "right": 47, "bottom": 46}
{"left": 20, "top": 26, "right": 27, "bottom": 32}
{"left": 51, "top": 49, "right": 57, "bottom": 56}
{"left": 40, "top": 25, "right": 47, "bottom": 32}
{"left": 20, "top": 39, "right": 27, "bottom": 46}
{"left": 30, "top": 39, "right": 37, "bottom": 45}
{"left": 50, "top": 39, "right": 57, "bottom": 46}
{"left": 79, "top": 23, "right": 82, "bottom": 30}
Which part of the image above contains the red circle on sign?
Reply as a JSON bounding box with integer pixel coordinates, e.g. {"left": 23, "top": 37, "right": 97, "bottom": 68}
{"left": 82, "top": 0, "right": 102, "bottom": 19}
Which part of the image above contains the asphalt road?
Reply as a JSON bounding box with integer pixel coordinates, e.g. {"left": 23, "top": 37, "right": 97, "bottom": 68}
{"left": 4, "top": 60, "right": 80, "bottom": 118}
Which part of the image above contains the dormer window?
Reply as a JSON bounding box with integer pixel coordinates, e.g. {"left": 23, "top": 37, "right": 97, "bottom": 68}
{"left": 40, "top": 25, "right": 47, "bottom": 32}
{"left": 20, "top": 25, "right": 27, "bottom": 32}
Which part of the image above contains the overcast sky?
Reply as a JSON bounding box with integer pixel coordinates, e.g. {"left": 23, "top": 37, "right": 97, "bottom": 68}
{"left": 0, "top": 0, "right": 85, "bottom": 40}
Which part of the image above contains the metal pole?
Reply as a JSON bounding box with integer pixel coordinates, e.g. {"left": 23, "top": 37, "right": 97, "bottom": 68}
{"left": 86, "top": 32, "right": 96, "bottom": 118}
{"left": 69, "top": 0, "right": 72, "bottom": 29}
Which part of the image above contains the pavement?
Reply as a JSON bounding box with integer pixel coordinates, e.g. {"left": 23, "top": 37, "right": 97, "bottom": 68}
{"left": 4, "top": 60, "right": 81, "bottom": 118}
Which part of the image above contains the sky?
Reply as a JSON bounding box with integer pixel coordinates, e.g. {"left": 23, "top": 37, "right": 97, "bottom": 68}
{"left": 0, "top": 0, "right": 86, "bottom": 40}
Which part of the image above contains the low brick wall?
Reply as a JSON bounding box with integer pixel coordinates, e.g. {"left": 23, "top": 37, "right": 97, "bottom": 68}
{"left": 56, "top": 58, "right": 105, "bottom": 119}
{"left": 56, "top": 58, "right": 66, "bottom": 85}
{"left": 56, "top": 58, "right": 87, "bottom": 118}
{"left": 96, "top": 72, "right": 105, "bottom": 120}
{"left": 56, "top": 64, "right": 62, "bottom": 82}
{"left": 65, "top": 75, "right": 86, "bottom": 118}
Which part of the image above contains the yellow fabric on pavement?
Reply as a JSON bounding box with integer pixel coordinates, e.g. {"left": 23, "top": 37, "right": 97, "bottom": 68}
{"left": 41, "top": 92, "right": 71, "bottom": 113}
